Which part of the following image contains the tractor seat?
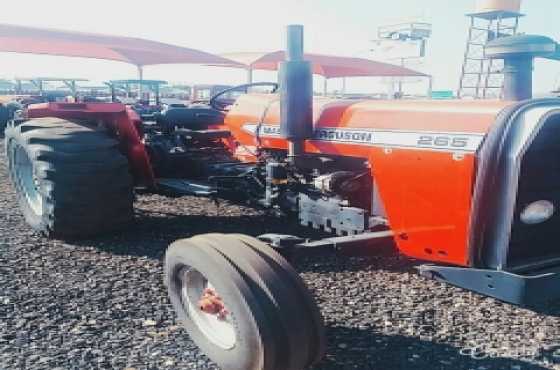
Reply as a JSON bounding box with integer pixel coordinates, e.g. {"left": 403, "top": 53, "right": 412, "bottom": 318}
{"left": 174, "top": 128, "right": 231, "bottom": 140}
{"left": 157, "top": 107, "right": 224, "bottom": 130}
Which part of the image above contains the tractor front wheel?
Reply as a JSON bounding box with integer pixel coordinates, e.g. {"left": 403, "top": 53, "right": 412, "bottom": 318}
{"left": 5, "top": 117, "right": 134, "bottom": 239}
{"left": 165, "top": 234, "right": 326, "bottom": 370}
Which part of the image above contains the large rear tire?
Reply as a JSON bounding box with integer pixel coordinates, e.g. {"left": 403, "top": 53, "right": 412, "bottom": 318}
{"left": 165, "top": 233, "right": 326, "bottom": 370}
{"left": 5, "top": 117, "right": 134, "bottom": 238}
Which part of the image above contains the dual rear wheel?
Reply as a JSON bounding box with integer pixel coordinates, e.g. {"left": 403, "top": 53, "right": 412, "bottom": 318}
{"left": 165, "top": 234, "right": 326, "bottom": 370}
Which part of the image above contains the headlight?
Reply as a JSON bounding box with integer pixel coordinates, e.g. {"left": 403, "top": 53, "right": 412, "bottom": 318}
{"left": 520, "top": 200, "right": 555, "bottom": 225}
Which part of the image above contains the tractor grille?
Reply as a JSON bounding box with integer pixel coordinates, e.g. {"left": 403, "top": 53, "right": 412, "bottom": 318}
{"left": 508, "top": 115, "right": 560, "bottom": 267}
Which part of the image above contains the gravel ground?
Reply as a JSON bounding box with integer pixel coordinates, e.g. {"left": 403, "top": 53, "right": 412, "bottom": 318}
{"left": 2, "top": 138, "right": 560, "bottom": 370}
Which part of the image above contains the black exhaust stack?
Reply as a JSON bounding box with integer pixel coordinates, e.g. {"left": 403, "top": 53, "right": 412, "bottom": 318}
{"left": 486, "top": 35, "right": 560, "bottom": 101}
{"left": 279, "top": 25, "right": 313, "bottom": 162}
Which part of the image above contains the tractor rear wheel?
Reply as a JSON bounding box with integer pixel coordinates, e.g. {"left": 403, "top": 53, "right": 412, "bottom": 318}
{"left": 5, "top": 117, "right": 134, "bottom": 238}
{"left": 165, "top": 234, "right": 326, "bottom": 370}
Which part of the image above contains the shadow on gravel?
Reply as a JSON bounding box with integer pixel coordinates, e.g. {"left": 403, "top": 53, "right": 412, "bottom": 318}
{"left": 526, "top": 301, "right": 560, "bottom": 318}
{"left": 76, "top": 206, "right": 414, "bottom": 272}
{"left": 69, "top": 207, "right": 323, "bottom": 260}
{"left": 314, "top": 326, "right": 553, "bottom": 370}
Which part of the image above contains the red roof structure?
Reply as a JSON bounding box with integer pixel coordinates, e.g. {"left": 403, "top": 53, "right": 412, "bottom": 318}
{"left": 0, "top": 23, "right": 431, "bottom": 96}
{"left": 0, "top": 23, "right": 242, "bottom": 68}
{"left": 220, "top": 51, "right": 430, "bottom": 96}
{"left": 220, "top": 51, "right": 428, "bottom": 78}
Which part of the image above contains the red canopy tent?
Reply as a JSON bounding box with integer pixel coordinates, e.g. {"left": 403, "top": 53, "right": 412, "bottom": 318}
{"left": 0, "top": 24, "right": 431, "bottom": 96}
{"left": 222, "top": 51, "right": 427, "bottom": 78}
{"left": 0, "top": 23, "right": 243, "bottom": 78}
{"left": 220, "top": 51, "right": 430, "bottom": 96}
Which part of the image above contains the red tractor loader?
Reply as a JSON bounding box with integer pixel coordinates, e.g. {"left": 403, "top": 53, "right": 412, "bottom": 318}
{"left": 6, "top": 25, "right": 560, "bottom": 370}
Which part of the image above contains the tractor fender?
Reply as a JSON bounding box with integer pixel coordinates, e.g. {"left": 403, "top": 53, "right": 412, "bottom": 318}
{"left": 26, "top": 102, "right": 155, "bottom": 187}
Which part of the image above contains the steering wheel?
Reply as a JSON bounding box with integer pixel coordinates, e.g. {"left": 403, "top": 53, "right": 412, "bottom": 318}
{"left": 209, "top": 82, "right": 279, "bottom": 112}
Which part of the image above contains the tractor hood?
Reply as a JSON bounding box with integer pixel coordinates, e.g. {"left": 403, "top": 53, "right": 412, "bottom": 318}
{"left": 225, "top": 93, "right": 515, "bottom": 268}
{"left": 226, "top": 94, "right": 511, "bottom": 157}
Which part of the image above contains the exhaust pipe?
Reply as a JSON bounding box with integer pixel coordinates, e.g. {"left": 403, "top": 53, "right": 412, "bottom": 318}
{"left": 486, "top": 35, "right": 559, "bottom": 101}
{"left": 279, "top": 25, "right": 313, "bottom": 162}
{"left": 502, "top": 56, "right": 533, "bottom": 101}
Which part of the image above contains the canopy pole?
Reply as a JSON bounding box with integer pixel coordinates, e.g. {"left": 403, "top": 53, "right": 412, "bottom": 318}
{"left": 137, "top": 65, "right": 144, "bottom": 99}
{"left": 37, "top": 80, "right": 43, "bottom": 96}
{"left": 62, "top": 80, "right": 78, "bottom": 100}
{"left": 387, "top": 78, "right": 396, "bottom": 100}
{"left": 397, "top": 58, "right": 405, "bottom": 99}
{"left": 427, "top": 76, "right": 433, "bottom": 100}
{"left": 109, "top": 83, "right": 116, "bottom": 103}
{"left": 155, "top": 83, "right": 160, "bottom": 106}
{"left": 247, "top": 67, "right": 253, "bottom": 84}
{"left": 323, "top": 78, "right": 328, "bottom": 96}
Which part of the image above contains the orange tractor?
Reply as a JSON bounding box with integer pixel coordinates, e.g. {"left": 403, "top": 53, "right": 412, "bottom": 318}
{"left": 5, "top": 25, "right": 560, "bottom": 369}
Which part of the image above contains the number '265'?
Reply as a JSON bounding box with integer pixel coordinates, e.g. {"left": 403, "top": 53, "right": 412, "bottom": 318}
{"left": 417, "top": 136, "right": 468, "bottom": 148}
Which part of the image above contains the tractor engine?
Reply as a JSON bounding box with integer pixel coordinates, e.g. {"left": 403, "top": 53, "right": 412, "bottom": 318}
{"left": 259, "top": 155, "right": 376, "bottom": 235}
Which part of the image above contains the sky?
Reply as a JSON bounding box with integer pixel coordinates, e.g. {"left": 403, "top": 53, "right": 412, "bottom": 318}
{"left": 1, "top": 0, "right": 559, "bottom": 95}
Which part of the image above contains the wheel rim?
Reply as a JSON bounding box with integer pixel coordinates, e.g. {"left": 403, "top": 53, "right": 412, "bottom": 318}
{"left": 12, "top": 144, "right": 43, "bottom": 216}
{"left": 179, "top": 266, "right": 237, "bottom": 350}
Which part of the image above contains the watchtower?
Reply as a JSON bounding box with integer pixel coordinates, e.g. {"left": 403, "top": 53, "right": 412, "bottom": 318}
{"left": 458, "top": 0, "right": 523, "bottom": 99}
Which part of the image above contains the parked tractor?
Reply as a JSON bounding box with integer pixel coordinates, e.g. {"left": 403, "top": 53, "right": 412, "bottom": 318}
{"left": 0, "top": 77, "right": 102, "bottom": 135}
{"left": 5, "top": 26, "right": 560, "bottom": 369}
{"left": 106, "top": 79, "right": 168, "bottom": 114}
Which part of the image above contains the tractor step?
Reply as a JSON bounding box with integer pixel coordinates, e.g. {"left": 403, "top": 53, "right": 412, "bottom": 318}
{"left": 156, "top": 178, "right": 215, "bottom": 196}
{"left": 417, "top": 263, "right": 560, "bottom": 307}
